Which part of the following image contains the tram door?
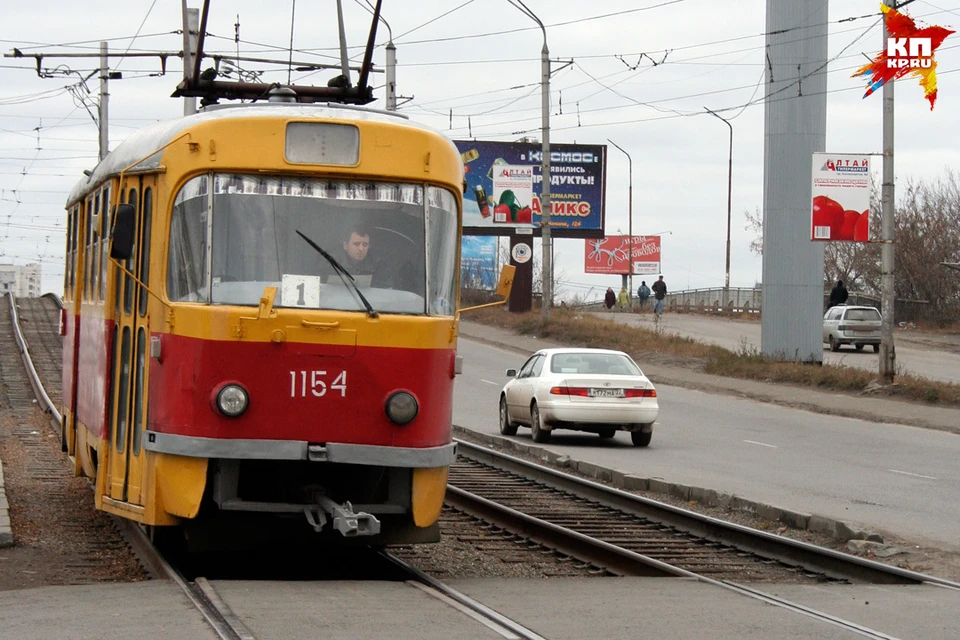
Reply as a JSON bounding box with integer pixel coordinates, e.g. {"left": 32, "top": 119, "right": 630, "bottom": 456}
{"left": 107, "top": 177, "right": 155, "bottom": 505}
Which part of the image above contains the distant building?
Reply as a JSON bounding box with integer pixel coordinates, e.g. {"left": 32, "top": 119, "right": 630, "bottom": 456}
{"left": 0, "top": 263, "right": 42, "bottom": 297}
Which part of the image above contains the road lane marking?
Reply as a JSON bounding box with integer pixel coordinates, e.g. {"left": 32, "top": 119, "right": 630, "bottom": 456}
{"left": 743, "top": 440, "right": 778, "bottom": 448}
{"left": 889, "top": 469, "right": 937, "bottom": 480}
{"left": 480, "top": 379, "right": 500, "bottom": 386}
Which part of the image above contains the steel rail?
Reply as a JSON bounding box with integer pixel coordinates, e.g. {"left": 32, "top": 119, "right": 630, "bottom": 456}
{"left": 5, "top": 294, "right": 60, "bottom": 423}
{"left": 7, "top": 293, "right": 256, "bottom": 639}
{"left": 449, "top": 441, "right": 929, "bottom": 639}
{"left": 380, "top": 550, "right": 551, "bottom": 640}
{"left": 445, "top": 484, "right": 692, "bottom": 578}
{"left": 454, "top": 438, "right": 960, "bottom": 589}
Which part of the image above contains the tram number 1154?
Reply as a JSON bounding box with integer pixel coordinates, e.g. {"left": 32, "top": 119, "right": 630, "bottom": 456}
{"left": 290, "top": 370, "right": 348, "bottom": 398}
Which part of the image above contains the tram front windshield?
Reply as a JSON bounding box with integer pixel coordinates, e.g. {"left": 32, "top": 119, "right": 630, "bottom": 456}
{"left": 167, "top": 174, "right": 459, "bottom": 316}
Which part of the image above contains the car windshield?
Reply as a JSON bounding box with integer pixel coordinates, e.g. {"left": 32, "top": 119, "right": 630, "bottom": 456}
{"left": 845, "top": 308, "right": 881, "bottom": 321}
{"left": 550, "top": 353, "right": 642, "bottom": 376}
{"left": 166, "top": 174, "right": 459, "bottom": 316}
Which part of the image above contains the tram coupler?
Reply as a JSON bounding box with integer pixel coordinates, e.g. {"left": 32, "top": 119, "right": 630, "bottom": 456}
{"left": 306, "top": 497, "right": 381, "bottom": 537}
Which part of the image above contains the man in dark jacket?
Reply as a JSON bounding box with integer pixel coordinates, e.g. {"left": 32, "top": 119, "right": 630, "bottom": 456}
{"left": 637, "top": 281, "right": 651, "bottom": 309}
{"left": 829, "top": 279, "right": 849, "bottom": 308}
{"left": 651, "top": 275, "right": 667, "bottom": 315}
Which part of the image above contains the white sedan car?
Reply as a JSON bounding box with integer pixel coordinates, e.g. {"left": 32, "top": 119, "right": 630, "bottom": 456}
{"left": 499, "top": 348, "right": 659, "bottom": 447}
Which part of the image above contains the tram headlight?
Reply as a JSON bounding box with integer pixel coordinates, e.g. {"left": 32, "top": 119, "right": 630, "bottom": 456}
{"left": 216, "top": 384, "right": 249, "bottom": 418}
{"left": 385, "top": 391, "right": 418, "bottom": 425}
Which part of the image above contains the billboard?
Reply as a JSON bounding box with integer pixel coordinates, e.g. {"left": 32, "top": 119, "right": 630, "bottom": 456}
{"left": 584, "top": 235, "right": 661, "bottom": 275}
{"left": 456, "top": 140, "right": 606, "bottom": 237}
{"left": 461, "top": 236, "right": 497, "bottom": 289}
{"left": 811, "top": 153, "right": 873, "bottom": 242}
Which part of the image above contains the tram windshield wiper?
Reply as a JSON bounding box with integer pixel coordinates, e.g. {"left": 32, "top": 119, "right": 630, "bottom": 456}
{"left": 296, "top": 230, "right": 378, "bottom": 318}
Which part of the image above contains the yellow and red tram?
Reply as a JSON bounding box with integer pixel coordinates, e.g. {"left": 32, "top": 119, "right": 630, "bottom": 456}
{"left": 61, "top": 102, "right": 465, "bottom": 547}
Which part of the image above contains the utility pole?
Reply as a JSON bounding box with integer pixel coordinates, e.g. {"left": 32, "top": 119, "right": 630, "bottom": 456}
{"left": 608, "top": 139, "right": 633, "bottom": 300}
{"left": 98, "top": 42, "right": 109, "bottom": 161}
{"left": 879, "top": 0, "right": 897, "bottom": 382}
{"left": 335, "top": 0, "right": 352, "bottom": 86}
{"left": 385, "top": 39, "right": 396, "bottom": 111}
{"left": 541, "top": 37, "right": 552, "bottom": 320}
{"left": 511, "top": 1, "right": 552, "bottom": 320}
{"left": 705, "top": 108, "right": 733, "bottom": 307}
{"left": 181, "top": 4, "right": 199, "bottom": 115}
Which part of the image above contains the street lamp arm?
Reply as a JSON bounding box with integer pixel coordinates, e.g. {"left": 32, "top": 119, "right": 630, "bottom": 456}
{"left": 607, "top": 139, "right": 634, "bottom": 298}
{"left": 508, "top": 0, "right": 552, "bottom": 320}
{"left": 703, "top": 107, "right": 734, "bottom": 293}
{"left": 509, "top": 0, "right": 546, "bottom": 44}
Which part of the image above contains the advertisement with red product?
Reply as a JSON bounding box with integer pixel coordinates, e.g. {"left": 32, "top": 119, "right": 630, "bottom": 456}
{"left": 584, "top": 235, "right": 661, "bottom": 275}
{"left": 810, "top": 153, "right": 873, "bottom": 242}
{"left": 491, "top": 165, "right": 535, "bottom": 225}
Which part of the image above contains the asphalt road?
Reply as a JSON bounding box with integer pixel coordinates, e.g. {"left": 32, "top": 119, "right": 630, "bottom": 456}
{"left": 453, "top": 337, "right": 960, "bottom": 549}
{"left": 598, "top": 311, "right": 960, "bottom": 384}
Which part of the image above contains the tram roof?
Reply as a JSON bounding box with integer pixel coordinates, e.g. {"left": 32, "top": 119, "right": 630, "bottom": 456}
{"left": 66, "top": 103, "right": 446, "bottom": 205}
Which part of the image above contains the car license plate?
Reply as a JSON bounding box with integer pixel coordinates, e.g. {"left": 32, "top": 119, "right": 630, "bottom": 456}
{"left": 589, "top": 388, "right": 624, "bottom": 398}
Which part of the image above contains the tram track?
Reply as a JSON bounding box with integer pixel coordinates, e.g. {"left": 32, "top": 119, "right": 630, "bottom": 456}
{"left": 6, "top": 293, "right": 959, "bottom": 640}
{"left": 449, "top": 440, "right": 960, "bottom": 639}
{"left": 451, "top": 439, "right": 960, "bottom": 588}
{"left": 2, "top": 293, "right": 568, "bottom": 638}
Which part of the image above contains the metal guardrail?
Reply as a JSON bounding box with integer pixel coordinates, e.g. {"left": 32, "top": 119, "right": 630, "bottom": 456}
{"left": 5, "top": 293, "right": 62, "bottom": 424}
{"left": 570, "top": 286, "right": 930, "bottom": 322}
{"left": 571, "top": 286, "right": 761, "bottom": 314}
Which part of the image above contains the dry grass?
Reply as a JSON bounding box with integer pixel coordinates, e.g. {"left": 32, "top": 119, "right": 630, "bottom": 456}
{"left": 464, "top": 305, "right": 960, "bottom": 408}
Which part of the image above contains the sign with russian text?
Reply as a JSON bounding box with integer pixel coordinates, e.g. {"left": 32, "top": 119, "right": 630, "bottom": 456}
{"left": 492, "top": 165, "right": 534, "bottom": 224}
{"left": 584, "top": 235, "right": 661, "bottom": 275}
{"left": 810, "top": 153, "right": 872, "bottom": 242}
{"left": 461, "top": 236, "right": 497, "bottom": 289}
{"left": 456, "top": 140, "right": 606, "bottom": 237}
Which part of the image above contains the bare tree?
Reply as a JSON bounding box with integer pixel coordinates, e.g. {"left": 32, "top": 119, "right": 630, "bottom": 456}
{"left": 894, "top": 173, "right": 960, "bottom": 322}
{"left": 743, "top": 207, "right": 764, "bottom": 258}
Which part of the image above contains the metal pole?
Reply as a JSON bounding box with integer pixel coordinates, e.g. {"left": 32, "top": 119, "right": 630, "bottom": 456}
{"left": 880, "top": 0, "right": 896, "bottom": 382}
{"left": 335, "top": 0, "right": 352, "bottom": 86}
{"left": 385, "top": 39, "right": 396, "bottom": 111}
{"left": 608, "top": 140, "right": 633, "bottom": 303}
{"left": 512, "top": 1, "right": 551, "bottom": 319}
{"left": 182, "top": 6, "right": 199, "bottom": 115}
{"left": 540, "top": 35, "right": 552, "bottom": 319}
{"left": 98, "top": 42, "right": 108, "bottom": 161}
{"left": 705, "top": 108, "right": 733, "bottom": 306}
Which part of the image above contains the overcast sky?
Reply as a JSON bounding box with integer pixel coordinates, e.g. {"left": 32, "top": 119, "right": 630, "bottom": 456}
{"left": 2, "top": 0, "right": 959, "bottom": 299}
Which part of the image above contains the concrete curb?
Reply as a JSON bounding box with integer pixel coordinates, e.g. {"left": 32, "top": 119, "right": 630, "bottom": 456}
{"left": 0, "top": 458, "right": 12, "bottom": 548}
{"left": 454, "top": 425, "right": 883, "bottom": 545}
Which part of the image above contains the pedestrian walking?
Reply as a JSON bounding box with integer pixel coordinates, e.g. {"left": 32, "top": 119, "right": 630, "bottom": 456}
{"left": 604, "top": 287, "right": 616, "bottom": 311}
{"left": 637, "top": 281, "right": 651, "bottom": 310}
{"left": 617, "top": 286, "right": 629, "bottom": 312}
{"left": 652, "top": 275, "right": 667, "bottom": 316}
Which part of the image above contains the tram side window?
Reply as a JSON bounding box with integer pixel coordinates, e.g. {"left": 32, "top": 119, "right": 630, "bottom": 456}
{"left": 123, "top": 189, "right": 138, "bottom": 316}
{"left": 64, "top": 208, "right": 74, "bottom": 298}
{"left": 71, "top": 205, "right": 79, "bottom": 295}
{"left": 138, "top": 188, "right": 152, "bottom": 317}
{"left": 91, "top": 192, "right": 101, "bottom": 302}
{"left": 84, "top": 196, "right": 93, "bottom": 301}
{"left": 100, "top": 186, "right": 111, "bottom": 301}
{"left": 168, "top": 177, "right": 208, "bottom": 302}
{"left": 426, "top": 186, "right": 458, "bottom": 316}
{"left": 113, "top": 189, "right": 138, "bottom": 317}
